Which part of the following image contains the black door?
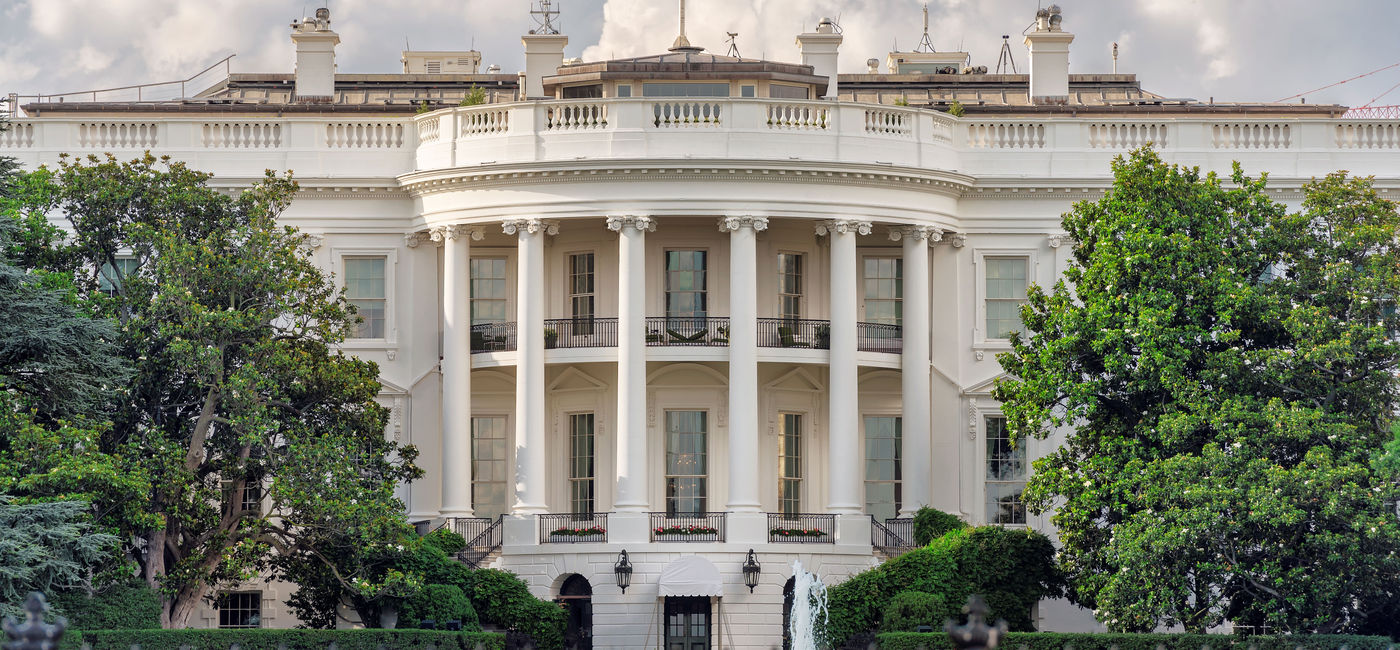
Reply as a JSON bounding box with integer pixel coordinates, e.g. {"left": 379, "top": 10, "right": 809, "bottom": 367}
{"left": 664, "top": 596, "right": 711, "bottom": 650}
{"left": 558, "top": 575, "right": 593, "bottom": 650}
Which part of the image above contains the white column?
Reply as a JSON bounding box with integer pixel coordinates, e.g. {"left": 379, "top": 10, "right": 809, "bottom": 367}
{"left": 720, "top": 216, "right": 768, "bottom": 512}
{"left": 434, "top": 225, "right": 482, "bottom": 519}
{"left": 818, "top": 219, "right": 871, "bottom": 514}
{"left": 891, "top": 226, "right": 936, "bottom": 516}
{"left": 503, "top": 218, "right": 557, "bottom": 515}
{"left": 608, "top": 216, "right": 654, "bottom": 512}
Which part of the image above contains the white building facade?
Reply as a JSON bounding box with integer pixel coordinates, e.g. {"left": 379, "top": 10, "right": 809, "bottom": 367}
{"left": 4, "top": 5, "right": 1397, "bottom": 648}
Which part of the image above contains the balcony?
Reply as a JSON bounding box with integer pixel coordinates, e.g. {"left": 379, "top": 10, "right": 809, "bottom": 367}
{"left": 471, "top": 322, "right": 517, "bottom": 353}
{"left": 857, "top": 322, "right": 903, "bottom": 354}
{"left": 645, "top": 317, "right": 730, "bottom": 347}
{"left": 767, "top": 513, "right": 837, "bottom": 544}
{"left": 544, "top": 318, "right": 618, "bottom": 349}
{"left": 470, "top": 318, "right": 905, "bottom": 356}
{"left": 650, "top": 512, "right": 726, "bottom": 542}
{"left": 758, "top": 318, "right": 829, "bottom": 349}
{"left": 539, "top": 512, "right": 609, "bottom": 544}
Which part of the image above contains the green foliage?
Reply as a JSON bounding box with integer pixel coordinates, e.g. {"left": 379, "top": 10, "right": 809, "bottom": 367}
{"left": 75, "top": 629, "right": 504, "bottom": 650}
{"left": 0, "top": 499, "right": 120, "bottom": 619}
{"left": 467, "top": 569, "right": 565, "bottom": 650}
{"left": 911, "top": 507, "right": 967, "bottom": 546}
{"left": 49, "top": 580, "right": 162, "bottom": 630}
{"left": 993, "top": 149, "right": 1400, "bottom": 633}
{"left": 6, "top": 153, "right": 422, "bottom": 627}
{"left": 894, "top": 96, "right": 910, "bottom": 107}
{"left": 825, "top": 526, "right": 1061, "bottom": 646}
{"left": 402, "top": 584, "right": 479, "bottom": 630}
{"left": 422, "top": 529, "right": 467, "bottom": 556}
{"left": 874, "top": 632, "right": 1399, "bottom": 650}
{"left": 460, "top": 86, "right": 488, "bottom": 106}
{"left": 417, "top": 100, "right": 433, "bottom": 114}
{"left": 947, "top": 100, "right": 965, "bottom": 117}
{"left": 879, "top": 591, "right": 949, "bottom": 633}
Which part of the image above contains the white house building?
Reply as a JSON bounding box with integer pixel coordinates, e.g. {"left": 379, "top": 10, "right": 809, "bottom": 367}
{"left": 3, "top": 3, "right": 1395, "bottom": 648}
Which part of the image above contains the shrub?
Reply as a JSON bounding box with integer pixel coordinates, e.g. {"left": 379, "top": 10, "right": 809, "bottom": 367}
{"left": 874, "top": 632, "right": 1399, "bottom": 650}
{"left": 49, "top": 581, "right": 162, "bottom": 630}
{"left": 422, "top": 528, "right": 468, "bottom": 556}
{"left": 825, "top": 526, "right": 1062, "bottom": 647}
{"left": 947, "top": 100, "right": 966, "bottom": 117}
{"left": 467, "top": 569, "right": 565, "bottom": 650}
{"left": 75, "top": 629, "right": 504, "bottom": 650}
{"left": 911, "top": 508, "right": 967, "bottom": 546}
{"left": 880, "top": 591, "right": 950, "bottom": 633}
{"left": 402, "top": 584, "right": 479, "bottom": 631}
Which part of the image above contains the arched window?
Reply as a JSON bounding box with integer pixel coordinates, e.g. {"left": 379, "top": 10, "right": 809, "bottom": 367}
{"left": 557, "top": 575, "right": 593, "bottom": 650}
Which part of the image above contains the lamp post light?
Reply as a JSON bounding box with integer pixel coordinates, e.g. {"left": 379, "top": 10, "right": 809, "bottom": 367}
{"left": 742, "top": 549, "right": 761, "bottom": 593}
{"left": 614, "top": 550, "right": 633, "bottom": 594}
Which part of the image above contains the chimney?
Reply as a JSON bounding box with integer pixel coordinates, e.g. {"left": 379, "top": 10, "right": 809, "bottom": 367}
{"left": 289, "top": 8, "right": 339, "bottom": 103}
{"left": 797, "top": 17, "right": 843, "bottom": 99}
{"left": 521, "top": 33, "right": 568, "bottom": 99}
{"left": 1023, "top": 4, "right": 1073, "bottom": 105}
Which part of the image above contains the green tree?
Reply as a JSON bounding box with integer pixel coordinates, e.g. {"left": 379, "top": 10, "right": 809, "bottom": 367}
{"left": 0, "top": 499, "right": 120, "bottom": 619}
{"left": 11, "top": 153, "right": 421, "bottom": 628}
{"left": 994, "top": 148, "right": 1400, "bottom": 633}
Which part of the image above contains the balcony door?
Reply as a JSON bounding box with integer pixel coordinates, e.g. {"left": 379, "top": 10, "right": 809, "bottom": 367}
{"left": 664, "top": 410, "right": 708, "bottom": 516}
{"left": 863, "top": 415, "right": 902, "bottom": 522}
{"left": 664, "top": 597, "right": 711, "bottom": 650}
{"left": 665, "top": 250, "right": 707, "bottom": 322}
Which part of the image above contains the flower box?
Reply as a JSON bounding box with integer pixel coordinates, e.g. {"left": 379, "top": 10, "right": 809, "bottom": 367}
{"left": 549, "top": 526, "right": 606, "bottom": 537}
{"left": 653, "top": 525, "right": 719, "bottom": 536}
{"left": 770, "top": 527, "right": 828, "bottom": 538}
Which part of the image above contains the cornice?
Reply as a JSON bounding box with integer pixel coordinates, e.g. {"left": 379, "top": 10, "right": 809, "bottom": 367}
{"left": 210, "top": 180, "right": 408, "bottom": 201}
{"left": 398, "top": 159, "right": 977, "bottom": 199}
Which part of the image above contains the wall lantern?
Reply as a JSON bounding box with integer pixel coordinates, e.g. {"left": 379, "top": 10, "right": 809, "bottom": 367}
{"left": 742, "top": 549, "right": 761, "bottom": 593}
{"left": 614, "top": 550, "right": 633, "bottom": 593}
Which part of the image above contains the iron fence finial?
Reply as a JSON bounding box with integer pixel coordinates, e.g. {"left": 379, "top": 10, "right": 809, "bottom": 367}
{"left": 3, "top": 592, "right": 66, "bottom": 650}
{"left": 944, "top": 595, "right": 1008, "bottom": 650}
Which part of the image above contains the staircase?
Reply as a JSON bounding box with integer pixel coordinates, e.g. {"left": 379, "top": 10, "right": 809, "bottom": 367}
{"left": 456, "top": 516, "right": 504, "bottom": 569}
{"left": 871, "top": 516, "right": 916, "bottom": 560}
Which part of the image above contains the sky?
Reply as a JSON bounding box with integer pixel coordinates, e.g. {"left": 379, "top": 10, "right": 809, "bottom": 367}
{"left": 1, "top": 0, "right": 1398, "bottom": 108}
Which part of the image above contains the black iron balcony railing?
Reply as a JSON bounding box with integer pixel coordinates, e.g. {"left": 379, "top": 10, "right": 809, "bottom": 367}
{"left": 539, "top": 512, "right": 609, "bottom": 544}
{"left": 649, "top": 512, "right": 726, "bottom": 542}
{"left": 871, "top": 515, "right": 917, "bottom": 556}
{"left": 448, "top": 516, "right": 494, "bottom": 543}
{"left": 857, "top": 322, "right": 903, "bottom": 354}
{"left": 767, "top": 512, "right": 837, "bottom": 544}
{"left": 645, "top": 317, "right": 730, "bottom": 347}
{"left": 471, "top": 322, "right": 516, "bottom": 353}
{"left": 757, "top": 318, "right": 830, "bottom": 349}
{"left": 460, "top": 515, "right": 504, "bottom": 568}
{"left": 543, "top": 318, "right": 618, "bottom": 349}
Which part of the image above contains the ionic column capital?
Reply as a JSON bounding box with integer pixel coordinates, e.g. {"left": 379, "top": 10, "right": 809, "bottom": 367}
{"left": 887, "top": 225, "right": 944, "bottom": 244}
{"left": 814, "top": 219, "right": 872, "bottom": 237}
{"left": 1047, "top": 233, "right": 1077, "bottom": 248}
{"left": 606, "top": 215, "right": 656, "bottom": 233}
{"left": 717, "top": 216, "right": 769, "bottom": 233}
{"left": 405, "top": 231, "right": 432, "bottom": 248}
{"left": 428, "top": 225, "right": 486, "bottom": 244}
{"left": 501, "top": 219, "right": 560, "bottom": 237}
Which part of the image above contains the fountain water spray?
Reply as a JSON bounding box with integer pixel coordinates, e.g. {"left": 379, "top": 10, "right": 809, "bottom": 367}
{"left": 788, "top": 560, "right": 829, "bottom": 650}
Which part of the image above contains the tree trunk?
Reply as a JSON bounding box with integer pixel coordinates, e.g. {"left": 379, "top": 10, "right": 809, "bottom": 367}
{"left": 166, "top": 582, "right": 212, "bottom": 629}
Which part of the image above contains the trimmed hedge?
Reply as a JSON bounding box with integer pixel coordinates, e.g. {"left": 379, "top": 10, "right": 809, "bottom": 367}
{"left": 875, "top": 632, "right": 1399, "bottom": 650}
{"left": 911, "top": 508, "right": 967, "bottom": 547}
{"left": 73, "top": 629, "right": 504, "bottom": 650}
{"left": 403, "top": 584, "right": 479, "bottom": 631}
{"left": 48, "top": 582, "right": 162, "bottom": 630}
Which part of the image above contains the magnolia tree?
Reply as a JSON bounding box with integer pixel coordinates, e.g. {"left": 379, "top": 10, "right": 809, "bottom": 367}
{"left": 6, "top": 154, "right": 421, "bottom": 627}
{"left": 994, "top": 149, "right": 1400, "bottom": 634}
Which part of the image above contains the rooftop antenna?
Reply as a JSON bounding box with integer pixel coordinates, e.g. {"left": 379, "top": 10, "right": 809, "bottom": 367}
{"left": 1112, "top": 42, "right": 1119, "bottom": 74}
{"left": 529, "top": 0, "right": 560, "bottom": 35}
{"left": 996, "top": 34, "right": 1017, "bottom": 74}
{"left": 725, "top": 32, "right": 741, "bottom": 58}
{"left": 670, "top": 0, "right": 702, "bottom": 52}
{"left": 915, "top": 3, "right": 936, "bottom": 53}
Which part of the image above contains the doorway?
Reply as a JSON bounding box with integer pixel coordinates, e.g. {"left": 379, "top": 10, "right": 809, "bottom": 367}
{"left": 664, "top": 596, "right": 711, "bottom": 650}
{"left": 557, "top": 574, "right": 592, "bottom": 650}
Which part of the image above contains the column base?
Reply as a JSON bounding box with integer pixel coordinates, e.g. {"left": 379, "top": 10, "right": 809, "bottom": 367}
{"left": 605, "top": 511, "right": 652, "bottom": 545}
{"left": 502, "top": 515, "right": 538, "bottom": 549}
{"left": 835, "top": 514, "right": 874, "bottom": 547}
{"left": 725, "top": 511, "right": 769, "bottom": 545}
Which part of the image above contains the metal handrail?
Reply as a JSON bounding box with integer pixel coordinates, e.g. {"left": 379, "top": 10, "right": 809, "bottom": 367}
{"left": 543, "top": 318, "right": 618, "bottom": 349}
{"left": 470, "top": 322, "right": 517, "bottom": 353}
{"left": 14, "top": 54, "right": 236, "bottom": 109}
{"left": 870, "top": 515, "right": 916, "bottom": 556}
{"left": 644, "top": 316, "right": 730, "bottom": 347}
{"left": 460, "top": 515, "right": 504, "bottom": 568}
{"left": 539, "top": 512, "right": 609, "bottom": 544}
{"left": 649, "top": 512, "right": 726, "bottom": 542}
{"left": 767, "top": 513, "right": 837, "bottom": 543}
{"left": 757, "top": 318, "right": 830, "bottom": 349}
{"left": 856, "top": 321, "right": 903, "bottom": 354}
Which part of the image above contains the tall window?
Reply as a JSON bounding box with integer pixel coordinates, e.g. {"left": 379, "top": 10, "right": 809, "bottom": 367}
{"left": 864, "top": 416, "right": 902, "bottom": 522}
{"left": 472, "top": 416, "right": 508, "bottom": 520}
{"left": 665, "top": 251, "right": 707, "bottom": 319}
{"left": 569, "top": 413, "right": 595, "bottom": 515}
{"left": 665, "top": 411, "right": 707, "bottom": 516}
{"left": 221, "top": 480, "right": 262, "bottom": 518}
{"left": 985, "top": 416, "right": 1027, "bottom": 525}
{"left": 569, "top": 253, "right": 595, "bottom": 333}
{"left": 863, "top": 257, "right": 903, "bottom": 325}
{"left": 97, "top": 257, "right": 140, "bottom": 297}
{"left": 344, "top": 257, "right": 386, "bottom": 339}
{"left": 470, "top": 258, "right": 508, "bottom": 324}
{"left": 778, "top": 413, "right": 803, "bottom": 516}
{"left": 217, "top": 592, "right": 262, "bottom": 628}
{"left": 985, "top": 257, "right": 1029, "bottom": 339}
{"left": 778, "top": 253, "right": 803, "bottom": 321}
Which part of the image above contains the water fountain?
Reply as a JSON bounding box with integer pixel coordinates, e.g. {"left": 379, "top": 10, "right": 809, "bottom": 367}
{"left": 788, "top": 560, "right": 829, "bottom": 650}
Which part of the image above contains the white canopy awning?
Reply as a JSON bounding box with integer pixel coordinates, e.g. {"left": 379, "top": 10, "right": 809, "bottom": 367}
{"left": 657, "top": 555, "right": 723, "bottom": 597}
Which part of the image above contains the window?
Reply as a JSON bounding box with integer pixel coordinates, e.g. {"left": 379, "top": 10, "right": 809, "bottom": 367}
{"left": 740, "top": 85, "right": 756, "bottom": 98}
{"left": 642, "top": 82, "right": 729, "bottom": 97}
{"left": 345, "top": 257, "right": 387, "bottom": 339}
{"left": 562, "top": 84, "right": 602, "bottom": 99}
{"left": 770, "top": 84, "right": 809, "bottom": 100}
{"left": 863, "top": 257, "right": 903, "bottom": 325}
{"left": 664, "top": 597, "right": 711, "bottom": 649}
{"left": 470, "top": 258, "right": 508, "bottom": 324}
{"left": 985, "top": 257, "right": 1029, "bottom": 339}
{"left": 778, "top": 413, "right": 802, "bottom": 516}
{"left": 569, "top": 253, "right": 595, "bottom": 333}
{"left": 97, "top": 257, "right": 140, "bottom": 297}
{"left": 665, "top": 411, "right": 707, "bottom": 516}
{"left": 616, "top": 84, "right": 632, "bottom": 98}
{"left": 665, "top": 251, "right": 707, "bottom": 319}
{"left": 864, "top": 416, "right": 902, "bottom": 522}
{"left": 221, "top": 480, "right": 262, "bottom": 518}
{"left": 569, "top": 413, "right": 595, "bottom": 515}
{"left": 472, "top": 416, "right": 508, "bottom": 519}
{"left": 985, "top": 416, "right": 1027, "bottom": 525}
{"left": 778, "top": 253, "right": 803, "bottom": 321}
{"left": 217, "top": 592, "right": 261, "bottom": 628}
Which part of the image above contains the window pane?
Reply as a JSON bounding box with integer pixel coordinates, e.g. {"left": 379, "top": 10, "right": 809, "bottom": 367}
{"left": 472, "top": 416, "right": 509, "bottom": 519}
{"left": 864, "top": 416, "right": 902, "bottom": 521}
{"left": 665, "top": 251, "right": 708, "bottom": 319}
{"left": 471, "top": 258, "right": 508, "bottom": 325}
{"left": 643, "top": 82, "right": 729, "bottom": 97}
{"left": 864, "top": 257, "right": 903, "bottom": 326}
{"left": 665, "top": 411, "right": 708, "bottom": 515}
{"left": 569, "top": 414, "right": 595, "bottom": 514}
{"left": 984, "top": 416, "right": 1027, "bottom": 525}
